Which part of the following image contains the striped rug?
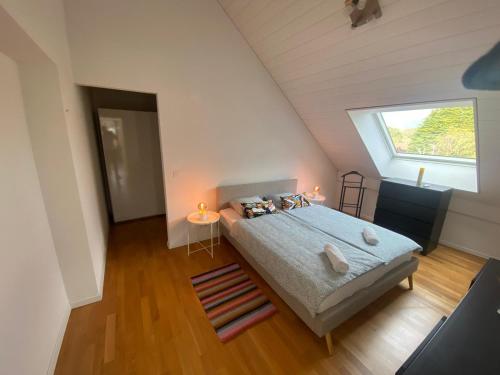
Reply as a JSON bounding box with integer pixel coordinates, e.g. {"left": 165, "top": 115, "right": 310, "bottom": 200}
{"left": 191, "top": 263, "right": 277, "bottom": 343}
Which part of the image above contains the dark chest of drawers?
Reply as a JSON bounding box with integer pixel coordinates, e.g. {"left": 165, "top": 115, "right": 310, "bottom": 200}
{"left": 374, "top": 178, "right": 452, "bottom": 255}
{"left": 397, "top": 259, "right": 500, "bottom": 374}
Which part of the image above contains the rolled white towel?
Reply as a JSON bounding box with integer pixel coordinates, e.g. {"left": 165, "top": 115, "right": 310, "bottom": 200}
{"left": 363, "top": 227, "right": 379, "bottom": 245}
{"left": 324, "top": 243, "right": 349, "bottom": 274}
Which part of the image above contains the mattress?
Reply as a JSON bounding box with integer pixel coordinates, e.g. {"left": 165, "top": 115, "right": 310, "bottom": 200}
{"left": 219, "top": 207, "right": 414, "bottom": 313}
{"left": 220, "top": 207, "right": 242, "bottom": 232}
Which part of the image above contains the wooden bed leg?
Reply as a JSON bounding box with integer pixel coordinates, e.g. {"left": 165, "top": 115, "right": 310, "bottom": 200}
{"left": 408, "top": 274, "right": 414, "bottom": 290}
{"left": 325, "top": 332, "right": 334, "bottom": 356}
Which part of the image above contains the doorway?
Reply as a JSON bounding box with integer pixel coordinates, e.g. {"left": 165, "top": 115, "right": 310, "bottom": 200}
{"left": 85, "top": 87, "right": 166, "bottom": 223}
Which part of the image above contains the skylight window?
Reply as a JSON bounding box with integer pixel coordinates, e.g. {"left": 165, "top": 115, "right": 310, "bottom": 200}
{"left": 378, "top": 100, "right": 477, "bottom": 163}
{"left": 347, "top": 99, "right": 479, "bottom": 193}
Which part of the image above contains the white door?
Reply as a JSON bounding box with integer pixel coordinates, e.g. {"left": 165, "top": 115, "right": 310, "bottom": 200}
{"left": 98, "top": 108, "right": 166, "bottom": 222}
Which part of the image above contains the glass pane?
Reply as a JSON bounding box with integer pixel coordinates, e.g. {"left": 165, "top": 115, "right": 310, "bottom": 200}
{"left": 381, "top": 106, "right": 476, "bottom": 159}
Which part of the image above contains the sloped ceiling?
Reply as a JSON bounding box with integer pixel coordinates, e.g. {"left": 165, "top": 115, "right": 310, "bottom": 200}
{"left": 218, "top": 0, "right": 500, "bottom": 186}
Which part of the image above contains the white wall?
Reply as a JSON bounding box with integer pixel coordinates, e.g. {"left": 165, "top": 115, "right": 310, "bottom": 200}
{"left": 220, "top": 0, "right": 500, "bottom": 260}
{"left": 76, "top": 86, "right": 109, "bottom": 292}
{"left": 64, "top": 0, "right": 338, "bottom": 248}
{"left": 0, "top": 0, "right": 109, "bottom": 302}
{"left": 19, "top": 59, "right": 101, "bottom": 304}
{"left": 0, "top": 52, "right": 70, "bottom": 375}
{"left": 439, "top": 199, "right": 500, "bottom": 259}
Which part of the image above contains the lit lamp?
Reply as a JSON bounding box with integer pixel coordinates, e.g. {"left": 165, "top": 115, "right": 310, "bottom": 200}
{"left": 198, "top": 202, "right": 208, "bottom": 220}
{"left": 313, "top": 185, "right": 320, "bottom": 197}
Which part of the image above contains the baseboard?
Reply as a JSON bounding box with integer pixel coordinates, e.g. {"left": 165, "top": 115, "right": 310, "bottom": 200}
{"left": 438, "top": 240, "right": 490, "bottom": 259}
{"left": 70, "top": 292, "right": 103, "bottom": 309}
{"left": 47, "top": 303, "right": 71, "bottom": 374}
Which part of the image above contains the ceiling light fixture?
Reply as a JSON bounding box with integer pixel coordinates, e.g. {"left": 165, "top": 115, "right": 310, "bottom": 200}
{"left": 344, "top": 0, "right": 382, "bottom": 28}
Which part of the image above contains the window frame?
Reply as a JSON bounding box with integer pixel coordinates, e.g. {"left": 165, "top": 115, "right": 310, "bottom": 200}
{"left": 375, "top": 99, "right": 478, "bottom": 166}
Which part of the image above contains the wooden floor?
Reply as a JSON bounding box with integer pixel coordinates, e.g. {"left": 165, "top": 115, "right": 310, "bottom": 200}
{"left": 55, "top": 216, "right": 485, "bottom": 374}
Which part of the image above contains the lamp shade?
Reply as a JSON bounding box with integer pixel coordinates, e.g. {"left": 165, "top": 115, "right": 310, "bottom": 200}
{"left": 462, "top": 42, "right": 500, "bottom": 90}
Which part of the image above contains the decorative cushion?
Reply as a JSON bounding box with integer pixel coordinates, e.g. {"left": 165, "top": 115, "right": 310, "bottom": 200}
{"left": 265, "top": 192, "right": 292, "bottom": 209}
{"left": 241, "top": 200, "right": 277, "bottom": 219}
{"left": 281, "top": 194, "right": 310, "bottom": 210}
{"left": 230, "top": 196, "right": 263, "bottom": 216}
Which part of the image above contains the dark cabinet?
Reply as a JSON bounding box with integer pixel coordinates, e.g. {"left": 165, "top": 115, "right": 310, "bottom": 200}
{"left": 397, "top": 259, "right": 500, "bottom": 374}
{"left": 374, "top": 178, "right": 452, "bottom": 255}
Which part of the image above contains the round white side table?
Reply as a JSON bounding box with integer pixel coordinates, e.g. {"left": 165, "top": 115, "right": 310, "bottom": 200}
{"left": 187, "top": 211, "right": 220, "bottom": 258}
{"left": 305, "top": 193, "right": 326, "bottom": 205}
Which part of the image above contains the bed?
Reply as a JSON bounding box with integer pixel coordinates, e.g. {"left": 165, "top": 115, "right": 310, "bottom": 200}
{"left": 216, "top": 179, "right": 420, "bottom": 355}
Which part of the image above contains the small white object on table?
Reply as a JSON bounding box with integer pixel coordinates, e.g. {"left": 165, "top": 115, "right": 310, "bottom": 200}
{"left": 187, "top": 211, "right": 220, "bottom": 258}
{"left": 305, "top": 193, "right": 326, "bottom": 205}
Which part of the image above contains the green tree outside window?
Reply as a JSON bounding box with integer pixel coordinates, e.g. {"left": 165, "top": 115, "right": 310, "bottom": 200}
{"left": 386, "top": 107, "right": 476, "bottom": 159}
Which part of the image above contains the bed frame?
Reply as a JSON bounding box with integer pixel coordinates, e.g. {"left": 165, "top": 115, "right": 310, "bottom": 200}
{"left": 216, "top": 178, "right": 419, "bottom": 355}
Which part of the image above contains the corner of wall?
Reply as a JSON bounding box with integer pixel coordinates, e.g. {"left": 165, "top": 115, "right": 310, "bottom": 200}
{"left": 47, "top": 302, "right": 71, "bottom": 375}
{"left": 70, "top": 293, "right": 103, "bottom": 309}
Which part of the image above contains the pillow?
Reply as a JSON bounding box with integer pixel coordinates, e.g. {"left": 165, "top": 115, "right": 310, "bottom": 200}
{"left": 230, "top": 196, "right": 263, "bottom": 216}
{"left": 265, "top": 192, "right": 292, "bottom": 209}
{"left": 242, "top": 200, "right": 277, "bottom": 219}
{"left": 281, "top": 194, "right": 310, "bottom": 210}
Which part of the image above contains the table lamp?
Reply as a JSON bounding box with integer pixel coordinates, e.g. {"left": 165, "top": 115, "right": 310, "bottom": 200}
{"left": 313, "top": 185, "right": 320, "bottom": 197}
{"left": 198, "top": 202, "right": 208, "bottom": 220}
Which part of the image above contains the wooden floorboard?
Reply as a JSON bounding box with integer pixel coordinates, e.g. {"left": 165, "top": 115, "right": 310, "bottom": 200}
{"left": 55, "top": 216, "right": 485, "bottom": 374}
